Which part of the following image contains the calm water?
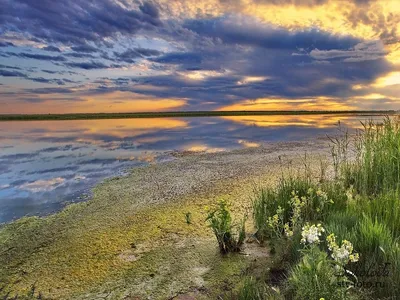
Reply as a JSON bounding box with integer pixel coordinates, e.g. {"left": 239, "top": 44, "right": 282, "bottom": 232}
{"left": 0, "top": 114, "right": 384, "bottom": 223}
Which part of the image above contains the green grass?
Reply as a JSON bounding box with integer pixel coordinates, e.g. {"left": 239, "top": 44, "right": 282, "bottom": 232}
{"left": 342, "top": 116, "right": 400, "bottom": 196}
{"left": 0, "top": 110, "right": 396, "bottom": 121}
{"left": 249, "top": 116, "right": 400, "bottom": 299}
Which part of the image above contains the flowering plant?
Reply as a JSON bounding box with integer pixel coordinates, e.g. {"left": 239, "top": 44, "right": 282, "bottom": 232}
{"left": 327, "top": 233, "right": 359, "bottom": 266}
{"left": 300, "top": 223, "right": 325, "bottom": 245}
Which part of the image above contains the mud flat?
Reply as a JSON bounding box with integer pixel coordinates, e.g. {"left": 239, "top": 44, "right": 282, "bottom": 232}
{"left": 0, "top": 138, "right": 331, "bottom": 299}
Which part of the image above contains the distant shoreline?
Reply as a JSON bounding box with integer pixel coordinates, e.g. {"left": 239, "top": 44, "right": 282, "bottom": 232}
{"left": 0, "top": 110, "right": 397, "bottom": 121}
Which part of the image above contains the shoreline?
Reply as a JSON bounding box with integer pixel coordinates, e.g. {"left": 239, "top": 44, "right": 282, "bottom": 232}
{"left": 0, "top": 110, "right": 396, "bottom": 122}
{"left": 0, "top": 139, "right": 333, "bottom": 299}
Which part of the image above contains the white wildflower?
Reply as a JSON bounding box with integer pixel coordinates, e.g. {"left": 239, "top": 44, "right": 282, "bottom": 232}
{"left": 300, "top": 223, "right": 325, "bottom": 245}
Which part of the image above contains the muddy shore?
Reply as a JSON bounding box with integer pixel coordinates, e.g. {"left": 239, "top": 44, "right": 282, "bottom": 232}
{"left": 0, "top": 138, "right": 332, "bottom": 299}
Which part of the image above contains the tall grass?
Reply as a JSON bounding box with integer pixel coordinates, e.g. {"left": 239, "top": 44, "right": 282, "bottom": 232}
{"left": 342, "top": 117, "right": 400, "bottom": 196}
{"left": 248, "top": 115, "right": 400, "bottom": 299}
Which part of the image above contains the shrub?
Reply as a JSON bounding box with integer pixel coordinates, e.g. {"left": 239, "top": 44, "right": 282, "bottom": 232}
{"left": 286, "top": 246, "right": 358, "bottom": 300}
{"left": 206, "top": 199, "right": 246, "bottom": 253}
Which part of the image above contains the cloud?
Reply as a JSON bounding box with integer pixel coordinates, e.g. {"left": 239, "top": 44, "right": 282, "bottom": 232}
{"left": 24, "top": 87, "right": 74, "bottom": 94}
{"left": 0, "top": 41, "right": 14, "bottom": 47}
{"left": 183, "top": 15, "right": 359, "bottom": 50}
{"left": 41, "top": 69, "right": 59, "bottom": 74}
{"left": 0, "top": 0, "right": 398, "bottom": 112}
{"left": 7, "top": 52, "right": 66, "bottom": 61}
{"left": 65, "top": 61, "right": 112, "bottom": 70}
{"left": 0, "top": 64, "right": 22, "bottom": 70}
{"left": 309, "top": 40, "right": 387, "bottom": 62}
{"left": 0, "top": 67, "right": 80, "bottom": 85}
{"left": 71, "top": 44, "right": 98, "bottom": 53}
{"left": 114, "top": 47, "right": 162, "bottom": 63}
{"left": 0, "top": 69, "right": 27, "bottom": 77}
{"left": 64, "top": 52, "right": 96, "bottom": 58}
{"left": 0, "top": 0, "right": 162, "bottom": 46}
{"left": 152, "top": 52, "right": 203, "bottom": 65}
{"left": 139, "top": 1, "right": 160, "bottom": 18}
{"left": 43, "top": 45, "right": 61, "bottom": 52}
{"left": 29, "top": 77, "right": 65, "bottom": 85}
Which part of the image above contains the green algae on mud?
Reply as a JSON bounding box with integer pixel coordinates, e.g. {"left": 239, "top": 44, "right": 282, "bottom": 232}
{"left": 0, "top": 167, "right": 269, "bottom": 299}
{"left": 0, "top": 144, "right": 328, "bottom": 299}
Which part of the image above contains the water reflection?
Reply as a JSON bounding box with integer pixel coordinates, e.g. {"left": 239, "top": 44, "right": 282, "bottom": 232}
{"left": 221, "top": 114, "right": 374, "bottom": 128}
{"left": 0, "top": 114, "right": 385, "bottom": 223}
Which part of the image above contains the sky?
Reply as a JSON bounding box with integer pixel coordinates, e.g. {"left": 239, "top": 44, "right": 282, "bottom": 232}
{"left": 0, "top": 0, "right": 400, "bottom": 113}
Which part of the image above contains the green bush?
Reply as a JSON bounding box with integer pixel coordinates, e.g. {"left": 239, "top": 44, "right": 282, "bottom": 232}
{"left": 206, "top": 199, "right": 246, "bottom": 253}
{"left": 286, "top": 246, "right": 359, "bottom": 300}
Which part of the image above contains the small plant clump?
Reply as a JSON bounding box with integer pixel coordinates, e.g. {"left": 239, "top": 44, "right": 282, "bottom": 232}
{"left": 184, "top": 212, "right": 192, "bottom": 224}
{"left": 205, "top": 199, "right": 246, "bottom": 254}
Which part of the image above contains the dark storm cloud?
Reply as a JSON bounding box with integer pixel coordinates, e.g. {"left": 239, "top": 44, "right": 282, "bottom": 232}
{"left": 152, "top": 52, "right": 203, "bottom": 65}
{"left": 0, "top": 0, "right": 162, "bottom": 46}
{"left": 122, "top": 42, "right": 392, "bottom": 109}
{"left": 6, "top": 52, "right": 66, "bottom": 61}
{"left": 0, "top": 67, "right": 80, "bottom": 85}
{"left": 0, "top": 69, "right": 27, "bottom": 77}
{"left": 64, "top": 52, "right": 96, "bottom": 59}
{"left": 65, "top": 61, "right": 121, "bottom": 70}
{"left": 42, "top": 69, "right": 80, "bottom": 75}
{"left": 29, "top": 77, "right": 68, "bottom": 85}
{"left": 41, "top": 69, "right": 60, "bottom": 74}
{"left": 114, "top": 47, "right": 162, "bottom": 63}
{"left": 183, "top": 17, "right": 359, "bottom": 51}
{"left": 0, "top": 153, "right": 39, "bottom": 160}
{"left": 0, "top": 64, "right": 22, "bottom": 70}
{"left": 43, "top": 45, "right": 61, "bottom": 52}
{"left": 24, "top": 87, "right": 74, "bottom": 94}
{"left": 0, "top": 41, "right": 14, "bottom": 47}
{"left": 71, "top": 45, "right": 98, "bottom": 53}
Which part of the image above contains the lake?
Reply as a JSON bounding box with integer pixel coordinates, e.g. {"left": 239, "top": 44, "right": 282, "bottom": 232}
{"left": 0, "top": 114, "right": 385, "bottom": 223}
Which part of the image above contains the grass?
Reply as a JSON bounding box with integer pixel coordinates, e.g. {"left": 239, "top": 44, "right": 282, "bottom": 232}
{"left": 0, "top": 110, "right": 396, "bottom": 121}
{"left": 342, "top": 116, "right": 400, "bottom": 195}
{"left": 246, "top": 116, "right": 400, "bottom": 300}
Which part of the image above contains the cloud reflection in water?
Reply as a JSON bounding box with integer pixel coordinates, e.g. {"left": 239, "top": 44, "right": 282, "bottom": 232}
{"left": 0, "top": 114, "right": 384, "bottom": 223}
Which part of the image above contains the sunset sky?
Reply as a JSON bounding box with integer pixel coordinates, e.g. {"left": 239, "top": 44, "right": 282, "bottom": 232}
{"left": 0, "top": 0, "right": 400, "bottom": 113}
